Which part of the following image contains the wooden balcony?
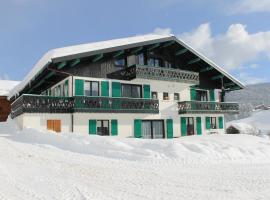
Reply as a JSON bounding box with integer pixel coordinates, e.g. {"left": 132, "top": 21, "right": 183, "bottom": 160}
{"left": 11, "top": 95, "right": 159, "bottom": 118}
{"left": 107, "top": 64, "right": 199, "bottom": 84}
{"left": 178, "top": 101, "right": 239, "bottom": 114}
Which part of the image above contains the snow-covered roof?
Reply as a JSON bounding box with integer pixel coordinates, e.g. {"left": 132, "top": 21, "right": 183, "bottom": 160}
{"left": 0, "top": 80, "right": 20, "bottom": 96}
{"left": 9, "top": 33, "right": 245, "bottom": 99}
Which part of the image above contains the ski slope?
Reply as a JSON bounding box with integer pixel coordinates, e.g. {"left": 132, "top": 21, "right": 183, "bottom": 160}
{"left": 0, "top": 119, "right": 270, "bottom": 200}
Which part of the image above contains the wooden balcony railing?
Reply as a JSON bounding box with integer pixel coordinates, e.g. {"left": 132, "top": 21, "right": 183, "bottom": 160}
{"left": 178, "top": 101, "right": 239, "bottom": 114}
{"left": 107, "top": 64, "right": 199, "bottom": 84}
{"left": 11, "top": 94, "right": 159, "bottom": 118}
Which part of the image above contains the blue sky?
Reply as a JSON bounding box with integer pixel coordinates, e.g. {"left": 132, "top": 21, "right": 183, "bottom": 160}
{"left": 0, "top": 0, "right": 270, "bottom": 84}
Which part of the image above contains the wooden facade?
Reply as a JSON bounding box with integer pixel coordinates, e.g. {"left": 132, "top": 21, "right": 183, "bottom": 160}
{"left": 0, "top": 96, "right": 11, "bottom": 122}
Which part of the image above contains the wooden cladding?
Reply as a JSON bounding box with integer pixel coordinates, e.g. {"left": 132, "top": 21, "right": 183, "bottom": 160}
{"left": 47, "top": 120, "right": 61, "bottom": 133}
{"left": 0, "top": 96, "right": 11, "bottom": 122}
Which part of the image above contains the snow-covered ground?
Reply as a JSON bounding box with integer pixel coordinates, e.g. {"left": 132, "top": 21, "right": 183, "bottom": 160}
{"left": 1, "top": 119, "right": 270, "bottom": 199}
{"left": 228, "top": 110, "right": 270, "bottom": 138}
{"left": 0, "top": 80, "right": 20, "bottom": 96}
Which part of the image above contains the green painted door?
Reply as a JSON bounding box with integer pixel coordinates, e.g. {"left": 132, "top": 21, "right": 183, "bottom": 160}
{"left": 111, "top": 120, "right": 118, "bottom": 136}
{"left": 190, "top": 88, "right": 196, "bottom": 101}
{"left": 143, "top": 84, "right": 150, "bottom": 99}
{"left": 101, "top": 81, "right": 109, "bottom": 97}
{"left": 205, "top": 117, "right": 211, "bottom": 130}
{"left": 134, "top": 119, "right": 142, "bottom": 138}
{"left": 89, "top": 120, "right": 97, "bottom": 135}
{"left": 75, "top": 79, "right": 84, "bottom": 96}
{"left": 112, "top": 82, "right": 121, "bottom": 97}
{"left": 166, "top": 119, "right": 173, "bottom": 139}
{"left": 196, "top": 117, "right": 202, "bottom": 135}
{"left": 210, "top": 90, "right": 215, "bottom": 101}
{"left": 181, "top": 117, "right": 187, "bottom": 136}
{"left": 218, "top": 117, "right": 224, "bottom": 129}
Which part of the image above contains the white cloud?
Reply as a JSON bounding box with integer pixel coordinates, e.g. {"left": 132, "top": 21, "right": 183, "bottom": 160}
{"left": 178, "top": 23, "right": 270, "bottom": 71}
{"left": 230, "top": 0, "right": 270, "bottom": 14}
{"left": 238, "top": 72, "right": 267, "bottom": 84}
{"left": 153, "top": 27, "right": 172, "bottom": 35}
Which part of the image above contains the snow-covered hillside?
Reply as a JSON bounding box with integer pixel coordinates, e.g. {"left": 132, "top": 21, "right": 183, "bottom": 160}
{"left": 227, "top": 110, "right": 270, "bottom": 138}
{"left": 1, "top": 119, "right": 270, "bottom": 200}
{"left": 0, "top": 80, "right": 20, "bottom": 96}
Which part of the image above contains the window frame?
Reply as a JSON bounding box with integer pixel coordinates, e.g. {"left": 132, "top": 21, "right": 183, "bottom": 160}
{"left": 84, "top": 81, "right": 100, "bottom": 96}
{"left": 121, "top": 83, "right": 142, "bottom": 98}
{"left": 163, "top": 92, "right": 169, "bottom": 100}
{"left": 174, "top": 93, "right": 180, "bottom": 101}
{"left": 151, "top": 91, "right": 158, "bottom": 100}
{"left": 195, "top": 89, "right": 208, "bottom": 101}
{"left": 210, "top": 117, "right": 217, "bottom": 129}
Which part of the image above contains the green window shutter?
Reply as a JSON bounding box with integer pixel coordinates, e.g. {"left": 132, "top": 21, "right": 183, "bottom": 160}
{"left": 111, "top": 120, "right": 118, "bottom": 136}
{"left": 143, "top": 84, "right": 150, "bottom": 99}
{"left": 89, "top": 120, "right": 97, "bottom": 135}
{"left": 112, "top": 82, "right": 121, "bottom": 97}
{"left": 218, "top": 117, "right": 224, "bottom": 129}
{"left": 190, "top": 88, "right": 196, "bottom": 101}
{"left": 181, "top": 117, "right": 187, "bottom": 136}
{"left": 196, "top": 117, "right": 202, "bottom": 135}
{"left": 75, "top": 79, "right": 84, "bottom": 96}
{"left": 206, "top": 117, "right": 211, "bottom": 130}
{"left": 134, "top": 119, "right": 142, "bottom": 138}
{"left": 166, "top": 119, "right": 173, "bottom": 139}
{"left": 210, "top": 90, "right": 215, "bottom": 101}
{"left": 101, "top": 81, "right": 109, "bottom": 97}
{"left": 65, "top": 80, "right": 69, "bottom": 97}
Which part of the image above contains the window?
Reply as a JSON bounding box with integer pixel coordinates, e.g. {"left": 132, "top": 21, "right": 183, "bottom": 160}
{"left": 141, "top": 120, "right": 164, "bottom": 139}
{"left": 64, "top": 83, "right": 68, "bottom": 97}
{"left": 147, "top": 57, "right": 160, "bottom": 67}
{"left": 174, "top": 93, "right": 180, "bottom": 101}
{"left": 163, "top": 92, "right": 169, "bottom": 100}
{"left": 121, "top": 84, "right": 142, "bottom": 98}
{"left": 47, "top": 120, "right": 61, "bottom": 133}
{"left": 196, "top": 90, "right": 208, "bottom": 101}
{"left": 84, "top": 81, "right": 99, "bottom": 96}
{"left": 164, "top": 61, "right": 172, "bottom": 68}
{"left": 97, "top": 120, "right": 110, "bottom": 136}
{"left": 210, "top": 117, "right": 217, "bottom": 129}
{"left": 187, "top": 117, "right": 195, "bottom": 135}
{"left": 137, "top": 53, "right": 145, "bottom": 65}
{"left": 114, "top": 58, "right": 126, "bottom": 66}
{"left": 151, "top": 91, "right": 158, "bottom": 100}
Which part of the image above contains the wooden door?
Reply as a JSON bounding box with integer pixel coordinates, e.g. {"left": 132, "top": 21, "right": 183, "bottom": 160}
{"left": 54, "top": 120, "right": 61, "bottom": 133}
{"left": 47, "top": 120, "right": 54, "bottom": 131}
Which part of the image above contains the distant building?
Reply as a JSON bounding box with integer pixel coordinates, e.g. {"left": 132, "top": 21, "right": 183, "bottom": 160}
{"left": 9, "top": 34, "right": 244, "bottom": 138}
{"left": 0, "top": 80, "right": 19, "bottom": 122}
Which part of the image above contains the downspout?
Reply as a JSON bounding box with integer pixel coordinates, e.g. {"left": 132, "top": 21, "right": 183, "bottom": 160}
{"left": 46, "top": 66, "right": 75, "bottom": 132}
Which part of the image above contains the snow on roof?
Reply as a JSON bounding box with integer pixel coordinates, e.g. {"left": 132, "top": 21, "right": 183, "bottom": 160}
{"left": 9, "top": 33, "right": 245, "bottom": 99}
{"left": 0, "top": 80, "right": 20, "bottom": 96}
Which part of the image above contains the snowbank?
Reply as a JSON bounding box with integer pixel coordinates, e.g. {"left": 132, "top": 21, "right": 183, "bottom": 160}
{"left": 227, "top": 110, "right": 270, "bottom": 138}
{"left": 0, "top": 80, "right": 20, "bottom": 96}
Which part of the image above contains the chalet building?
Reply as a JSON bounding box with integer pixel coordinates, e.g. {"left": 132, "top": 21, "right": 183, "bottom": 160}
{"left": 9, "top": 34, "right": 244, "bottom": 138}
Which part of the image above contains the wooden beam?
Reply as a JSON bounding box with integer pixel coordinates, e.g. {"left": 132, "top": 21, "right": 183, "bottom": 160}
{"left": 187, "top": 58, "right": 201, "bottom": 65}
{"left": 131, "top": 46, "right": 143, "bottom": 54}
{"left": 211, "top": 74, "right": 224, "bottom": 80}
{"left": 224, "top": 82, "right": 236, "bottom": 87}
{"left": 175, "top": 49, "right": 188, "bottom": 56}
{"left": 92, "top": 54, "right": 103, "bottom": 62}
{"left": 200, "top": 66, "right": 213, "bottom": 73}
{"left": 113, "top": 50, "right": 124, "bottom": 58}
{"left": 57, "top": 61, "right": 67, "bottom": 69}
{"left": 147, "top": 43, "right": 160, "bottom": 51}
{"left": 162, "top": 41, "right": 175, "bottom": 48}
{"left": 45, "top": 71, "right": 55, "bottom": 79}
{"left": 70, "top": 58, "right": 80, "bottom": 67}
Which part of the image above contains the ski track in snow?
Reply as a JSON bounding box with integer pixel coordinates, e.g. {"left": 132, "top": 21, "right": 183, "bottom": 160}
{"left": 0, "top": 121, "right": 270, "bottom": 199}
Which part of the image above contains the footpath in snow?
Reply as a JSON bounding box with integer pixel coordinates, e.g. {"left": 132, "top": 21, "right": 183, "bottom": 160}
{"left": 0, "top": 119, "right": 270, "bottom": 200}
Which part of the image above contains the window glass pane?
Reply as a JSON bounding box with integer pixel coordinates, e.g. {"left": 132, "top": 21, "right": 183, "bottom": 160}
{"left": 84, "top": 81, "right": 91, "bottom": 96}
{"left": 138, "top": 53, "right": 144, "bottom": 65}
{"left": 91, "top": 82, "right": 99, "bottom": 96}
{"left": 196, "top": 90, "right": 208, "bottom": 101}
{"left": 174, "top": 93, "right": 179, "bottom": 100}
{"left": 152, "top": 121, "right": 164, "bottom": 139}
{"left": 148, "top": 58, "right": 155, "bottom": 67}
{"left": 163, "top": 92, "right": 169, "bottom": 100}
{"left": 154, "top": 59, "right": 160, "bottom": 67}
{"left": 142, "top": 121, "right": 152, "bottom": 139}
{"left": 115, "top": 58, "right": 125, "bottom": 66}
{"left": 132, "top": 85, "right": 141, "bottom": 98}
{"left": 122, "top": 84, "right": 131, "bottom": 97}
{"left": 152, "top": 92, "right": 158, "bottom": 99}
